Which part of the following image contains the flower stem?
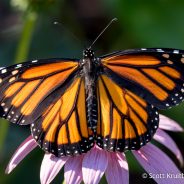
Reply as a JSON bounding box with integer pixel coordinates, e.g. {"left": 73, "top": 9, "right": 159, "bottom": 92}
{"left": 15, "top": 11, "right": 37, "bottom": 63}
{"left": 0, "top": 11, "right": 37, "bottom": 153}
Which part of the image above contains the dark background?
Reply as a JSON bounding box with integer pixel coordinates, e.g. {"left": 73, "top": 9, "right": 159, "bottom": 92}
{"left": 0, "top": 0, "right": 184, "bottom": 183}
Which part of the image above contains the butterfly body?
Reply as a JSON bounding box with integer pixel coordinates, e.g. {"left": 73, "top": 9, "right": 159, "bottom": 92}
{"left": 81, "top": 48, "right": 101, "bottom": 131}
{"left": 0, "top": 48, "right": 184, "bottom": 157}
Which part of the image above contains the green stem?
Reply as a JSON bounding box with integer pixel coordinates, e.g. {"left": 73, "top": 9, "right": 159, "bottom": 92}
{"left": 0, "top": 121, "right": 9, "bottom": 153}
{"left": 0, "top": 11, "right": 37, "bottom": 153}
{"left": 15, "top": 11, "right": 38, "bottom": 63}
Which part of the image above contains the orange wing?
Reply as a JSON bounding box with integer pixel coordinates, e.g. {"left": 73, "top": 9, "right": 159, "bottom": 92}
{"left": 96, "top": 75, "right": 159, "bottom": 151}
{"left": 31, "top": 77, "right": 94, "bottom": 157}
{"left": 0, "top": 59, "right": 79, "bottom": 125}
{"left": 101, "top": 48, "right": 184, "bottom": 109}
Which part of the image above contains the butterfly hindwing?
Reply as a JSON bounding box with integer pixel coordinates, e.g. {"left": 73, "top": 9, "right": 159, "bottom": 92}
{"left": 0, "top": 59, "right": 79, "bottom": 125}
{"left": 101, "top": 48, "right": 184, "bottom": 109}
{"left": 31, "top": 77, "right": 94, "bottom": 157}
{"left": 96, "top": 75, "right": 159, "bottom": 151}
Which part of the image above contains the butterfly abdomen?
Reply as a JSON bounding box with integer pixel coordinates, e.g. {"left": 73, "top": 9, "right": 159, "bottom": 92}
{"left": 86, "top": 86, "right": 98, "bottom": 131}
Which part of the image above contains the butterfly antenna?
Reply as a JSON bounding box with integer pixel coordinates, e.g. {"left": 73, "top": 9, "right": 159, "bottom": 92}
{"left": 88, "top": 18, "right": 118, "bottom": 49}
{"left": 54, "top": 21, "right": 83, "bottom": 47}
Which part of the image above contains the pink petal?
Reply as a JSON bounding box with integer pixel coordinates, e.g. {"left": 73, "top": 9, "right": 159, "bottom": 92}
{"left": 5, "top": 135, "right": 37, "bottom": 174}
{"left": 105, "top": 152, "right": 129, "bottom": 184}
{"left": 159, "top": 114, "right": 183, "bottom": 132}
{"left": 64, "top": 155, "right": 83, "bottom": 184}
{"left": 40, "top": 154, "right": 68, "bottom": 184}
{"left": 82, "top": 146, "right": 108, "bottom": 184}
{"left": 133, "top": 143, "right": 183, "bottom": 184}
{"left": 154, "top": 129, "right": 183, "bottom": 166}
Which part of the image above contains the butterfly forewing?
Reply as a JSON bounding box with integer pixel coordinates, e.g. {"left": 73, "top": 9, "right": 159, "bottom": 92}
{"left": 0, "top": 59, "right": 79, "bottom": 125}
{"left": 101, "top": 48, "right": 184, "bottom": 109}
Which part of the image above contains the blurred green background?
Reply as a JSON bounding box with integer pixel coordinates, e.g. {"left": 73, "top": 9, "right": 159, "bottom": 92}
{"left": 0, "top": 0, "right": 184, "bottom": 184}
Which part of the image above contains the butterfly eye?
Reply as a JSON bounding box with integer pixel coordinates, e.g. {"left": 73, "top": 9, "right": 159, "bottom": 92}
{"left": 83, "top": 51, "right": 88, "bottom": 57}
{"left": 83, "top": 49, "right": 94, "bottom": 58}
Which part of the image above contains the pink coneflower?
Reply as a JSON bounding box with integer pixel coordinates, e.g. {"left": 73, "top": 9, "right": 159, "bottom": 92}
{"left": 5, "top": 114, "right": 184, "bottom": 184}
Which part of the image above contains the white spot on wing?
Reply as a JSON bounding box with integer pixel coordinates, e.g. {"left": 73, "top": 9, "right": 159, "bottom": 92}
{"left": 12, "top": 70, "right": 19, "bottom": 75}
{"left": 15, "top": 64, "right": 22, "bottom": 69}
{"left": 173, "top": 50, "right": 179, "bottom": 54}
{"left": 1, "top": 69, "right": 7, "bottom": 74}
{"left": 89, "top": 137, "right": 93, "bottom": 140}
{"left": 1, "top": 103, "right": 5, "bottom": 106}
{"left": 157, "top": 49, "right": 164, "bottom": 52}
{"left": 9, "top": 77, "right": 16, "bottom": 83}
{"left": 181, "top": 58, "right": 184, "bottom": 63}
{"left": 167, "top": 60, "right": 173, "bottom": 64}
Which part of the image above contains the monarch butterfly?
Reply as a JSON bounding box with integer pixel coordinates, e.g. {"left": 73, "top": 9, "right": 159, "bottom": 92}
{"left": 1, "top": 18, "right": 184, "bottom": 156}
{"left": 0, "top": 47, "right": 184, "bottom": 157}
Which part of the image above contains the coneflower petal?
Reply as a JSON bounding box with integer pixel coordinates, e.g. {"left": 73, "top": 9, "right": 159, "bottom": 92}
{"left": 154, "top": 129, "right": 183, "bottom": 166}
{"left": 159, "top": 114, "right": 184, "bottom": 132}
{"left": 64, "top": 155, "right": 83, "bottom": 184}
{"left": 133, "top": 143, "right": 183, "bottom": 184}
{"left": 82, "top": 146, "right": 108, "bottom": 184}
{"left": 5, "top": 135, "right": 37, "bottom": 174}
{"left": 105, "top": 152, "right": 129, "bottom": 184}
{"left": 40, "top": 154, "right": 68, "bottom": 184}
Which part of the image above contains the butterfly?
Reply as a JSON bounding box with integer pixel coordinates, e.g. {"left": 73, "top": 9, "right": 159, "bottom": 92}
{"left": 0, "top": 47, "right": 184, "bottom": 157}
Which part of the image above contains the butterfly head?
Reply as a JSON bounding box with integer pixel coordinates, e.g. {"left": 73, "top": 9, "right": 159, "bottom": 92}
{"left": 83, "top": 48, "right": 94, "bottom": 58}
